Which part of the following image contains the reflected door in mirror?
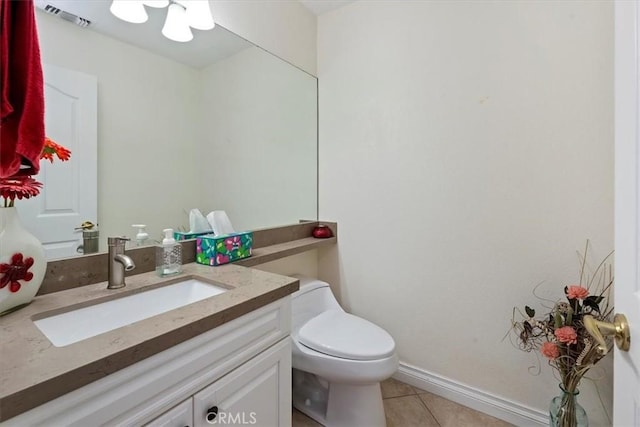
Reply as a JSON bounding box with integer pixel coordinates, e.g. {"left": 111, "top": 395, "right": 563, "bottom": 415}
{"left": 17, "top": 64, "right": 98, "bottom": 260}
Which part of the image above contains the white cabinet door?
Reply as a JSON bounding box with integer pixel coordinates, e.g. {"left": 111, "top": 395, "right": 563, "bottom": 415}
{"left": 144, "top": 399, "right": 193, "bottom": 427}
{"left": 193, "top": 339, "right": 291, "bottom": 427}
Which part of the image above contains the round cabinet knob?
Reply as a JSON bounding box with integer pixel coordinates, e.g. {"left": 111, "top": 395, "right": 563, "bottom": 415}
{"left": 205, "top": 406, "right": 219, "bottom": 424}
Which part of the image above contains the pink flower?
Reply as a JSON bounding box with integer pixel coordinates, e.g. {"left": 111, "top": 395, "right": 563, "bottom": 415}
{"left": 555, "top": 326, "right": 578, "bottom": 345}
{"left": 225, "top": 236, "right": 240, "bottom": 251}
{"left": 567, "top": 285, "right": 589, "bottom": 300}
{"left": 541, "top": 342, "right": 560, "bottom": 360}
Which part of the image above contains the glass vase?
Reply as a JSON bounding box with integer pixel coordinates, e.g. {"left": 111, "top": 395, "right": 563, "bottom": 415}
{"left": 549, "top": 384, "right": 589, "bottom": 427}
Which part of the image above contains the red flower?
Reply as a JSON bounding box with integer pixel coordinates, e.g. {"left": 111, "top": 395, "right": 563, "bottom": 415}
{"left": 41, "top": 137, "right": 71, "bottom": 163}
{"left": 1, "top": 137, "right": 71, "bottom": 207}
{"left": 541, "top": 341, "right": 560, "bottom": 360}
{"left": 0, "top": 176, "right": 42, "bottom": 202}
{"left": 555, "top": 326, "right": 578, "bottom": 345}
{"left": 0, "top": 253, "right": 35, "bottom": 293}
{"left": 566, "top": 285, "right": 589, "bottom": 300}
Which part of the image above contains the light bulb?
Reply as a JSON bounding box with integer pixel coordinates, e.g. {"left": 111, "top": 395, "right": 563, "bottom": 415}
{"left": 110, "top": 0, "right": 148, "bottom": 24}
{"left": 162, "top": 3, "right": 193, "bottom": 42}
{"left": 183, "top": 0, "right": 215, "bottom": 30}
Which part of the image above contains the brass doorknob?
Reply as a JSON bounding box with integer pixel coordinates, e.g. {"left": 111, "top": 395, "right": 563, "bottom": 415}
{"left": 583, "top": 313, "right": 630, "bottom": 355}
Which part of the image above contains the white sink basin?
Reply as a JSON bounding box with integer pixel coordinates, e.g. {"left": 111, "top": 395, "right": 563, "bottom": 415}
{"left": 34, "top": 278, "right": 227, "bottom": 347}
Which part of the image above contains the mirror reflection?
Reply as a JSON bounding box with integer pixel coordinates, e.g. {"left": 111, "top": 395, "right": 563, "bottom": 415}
{"left": 24, "top": 2, "right": 318, "bottom": 259}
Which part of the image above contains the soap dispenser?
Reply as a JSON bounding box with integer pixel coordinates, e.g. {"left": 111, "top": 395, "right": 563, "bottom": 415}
{"left": 156, "top": 228, "right": 182, "bottom": 277}
{"left": 132, "top": 224, "right": 149, "bottom": 246}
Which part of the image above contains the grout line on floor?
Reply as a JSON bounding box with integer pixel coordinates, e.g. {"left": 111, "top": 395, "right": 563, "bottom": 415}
{"left": 381, "top": 391, "right": 417, "bottom": 400}
{"left": 381, "top": 394, "right": 417, "bottom": 402}
{"left": 415, "top": 392, "right": 443, "bottom": 427}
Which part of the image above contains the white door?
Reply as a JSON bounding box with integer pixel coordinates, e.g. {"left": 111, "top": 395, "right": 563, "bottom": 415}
{"left": 17, "top": 64, "right": 97, "bottom": 260}
{"left": 192, "top": 339, "right": 291, "bottom": 427}
{"left": 614, "top": 1, "right": 640, "bottom": 425}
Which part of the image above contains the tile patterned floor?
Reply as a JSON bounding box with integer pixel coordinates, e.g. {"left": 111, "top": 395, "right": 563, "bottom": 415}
{"left": 292, "top": 378, "right": 514, "bottom": 427}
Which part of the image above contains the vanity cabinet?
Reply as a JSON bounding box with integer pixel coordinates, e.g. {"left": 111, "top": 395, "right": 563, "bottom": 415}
{"left": 5, "top": 298, "right": 292, "bottom": 427}
{"left": 144, "top": 399, "right": 192, "bottom": 427}
{"left": 143, "top": 339, "right": 291, "bottom": 427}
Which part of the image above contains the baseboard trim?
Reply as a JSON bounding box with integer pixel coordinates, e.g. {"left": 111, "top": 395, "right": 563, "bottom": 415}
{"left": 393, "top": 362, "right": 547, "bottom": 426}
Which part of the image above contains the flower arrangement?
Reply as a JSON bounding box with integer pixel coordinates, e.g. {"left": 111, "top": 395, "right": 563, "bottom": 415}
{"left": 0, "top": 137, "right": 71, "bottom": 207}
{"left": 511, "top": 241, "right": 614, "bottom": 427}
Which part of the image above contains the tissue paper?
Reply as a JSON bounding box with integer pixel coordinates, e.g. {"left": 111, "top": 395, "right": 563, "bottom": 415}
{"left": 174, "top": 209, "right": 213, "bottom": 241}
{"left": 190, "top": 209, "right": 212, "bottom": 233}
{"left": 207, "top": 210, "right": 235, "bottom": 236}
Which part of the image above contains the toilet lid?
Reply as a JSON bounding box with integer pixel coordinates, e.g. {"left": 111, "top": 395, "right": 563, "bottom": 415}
{"left": 298, "top": 310, "right": 395, "bottom": 361}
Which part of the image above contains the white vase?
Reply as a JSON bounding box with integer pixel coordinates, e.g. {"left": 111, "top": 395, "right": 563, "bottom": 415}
{"left": 0, "top": 207, "right": 47, "bottom": 315}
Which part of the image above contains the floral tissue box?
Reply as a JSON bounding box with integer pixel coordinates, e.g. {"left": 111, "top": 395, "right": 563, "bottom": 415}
{"left": 196, "top": 232, "right": 253, "bottom": 266}
{"left": 174, "top": 231, "right": 212, "bottom": 241}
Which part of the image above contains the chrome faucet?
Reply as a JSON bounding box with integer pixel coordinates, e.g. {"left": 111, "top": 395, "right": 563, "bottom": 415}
{"left": 107, "top": 237, "right": 136, "bottom": 289}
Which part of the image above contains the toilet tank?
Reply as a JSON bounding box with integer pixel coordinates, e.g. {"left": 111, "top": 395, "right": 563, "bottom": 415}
{"left": 291, "top": 277, "right": 342, "bottom": 333}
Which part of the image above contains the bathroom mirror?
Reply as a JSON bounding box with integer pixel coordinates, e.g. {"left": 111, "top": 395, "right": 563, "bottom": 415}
{"left": 30, "top": 2, "right": 318, "bottom": 258}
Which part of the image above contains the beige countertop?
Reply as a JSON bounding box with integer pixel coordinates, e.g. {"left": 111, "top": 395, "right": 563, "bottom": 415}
{"left": 0, "top": 263, "right": 299, "bottom": 422}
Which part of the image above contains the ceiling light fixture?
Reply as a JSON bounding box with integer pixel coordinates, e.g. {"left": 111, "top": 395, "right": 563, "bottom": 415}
{"left": 110, "top": 0, "right": 215, "bottom": 43}
{"left": 109, "top": 0, "right": 148, "bottom": 24}
{"left": 162, "top": 1, "right": 193, "bottom": 42}
{"left": 142, "top": 0, "right": 170, "bottom": 7}
{"left": 183, "top": 0, "right": 215, "bottom": 30}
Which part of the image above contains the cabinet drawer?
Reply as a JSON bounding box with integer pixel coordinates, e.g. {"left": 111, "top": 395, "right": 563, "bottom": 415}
{"left": 144, "top": 399, "right": 192, "bottom": 427}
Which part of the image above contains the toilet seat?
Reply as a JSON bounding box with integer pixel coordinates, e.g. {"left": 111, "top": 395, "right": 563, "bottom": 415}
{"left": 298, "top": 310, "right": 395, "bottom": 361}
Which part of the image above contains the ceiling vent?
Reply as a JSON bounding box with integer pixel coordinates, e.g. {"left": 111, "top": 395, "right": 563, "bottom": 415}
{"left": 36, "top": 2, "right": 92, "bottom": 28}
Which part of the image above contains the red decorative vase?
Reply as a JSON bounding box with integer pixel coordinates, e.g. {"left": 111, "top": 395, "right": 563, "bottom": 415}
{"left": 0, "top": 207, "right": 46, "bottom": 315}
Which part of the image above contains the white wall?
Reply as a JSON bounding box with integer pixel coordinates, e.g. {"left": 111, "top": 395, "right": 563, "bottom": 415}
{"left": 253, "top": 250, "right": 318, "bottom": 278}
{"left": 318, "top": 1, "right": 614, "bottom": 424}
{"left": 211, "top": 0, "right": 317, "bottom": 75}
{"left": 36, "top": 11, "right": 202, "bottom": 249}
{"left": 199, "top": 46, "right": 317, "bottom": 231}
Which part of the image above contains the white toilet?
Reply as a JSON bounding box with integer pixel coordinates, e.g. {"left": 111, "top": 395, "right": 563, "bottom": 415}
{"left": 290, "top": 277, "right": 398, "bottom": 427}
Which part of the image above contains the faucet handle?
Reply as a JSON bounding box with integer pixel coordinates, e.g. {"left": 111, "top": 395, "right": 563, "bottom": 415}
{"left": 108, "top": 236, "right": 131, "bottom": 246}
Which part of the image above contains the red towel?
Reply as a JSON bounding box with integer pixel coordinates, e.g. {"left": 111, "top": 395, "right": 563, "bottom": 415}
{"left": 0, "top": 0, "right": 45, "bottom": 178}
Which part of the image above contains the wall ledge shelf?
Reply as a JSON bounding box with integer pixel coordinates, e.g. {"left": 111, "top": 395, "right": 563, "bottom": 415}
{"left": 39, "top": 221, "right": 337, "bottom": 295}
{"left": 237, "top": 236, "right": 336, "bottom": 267}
